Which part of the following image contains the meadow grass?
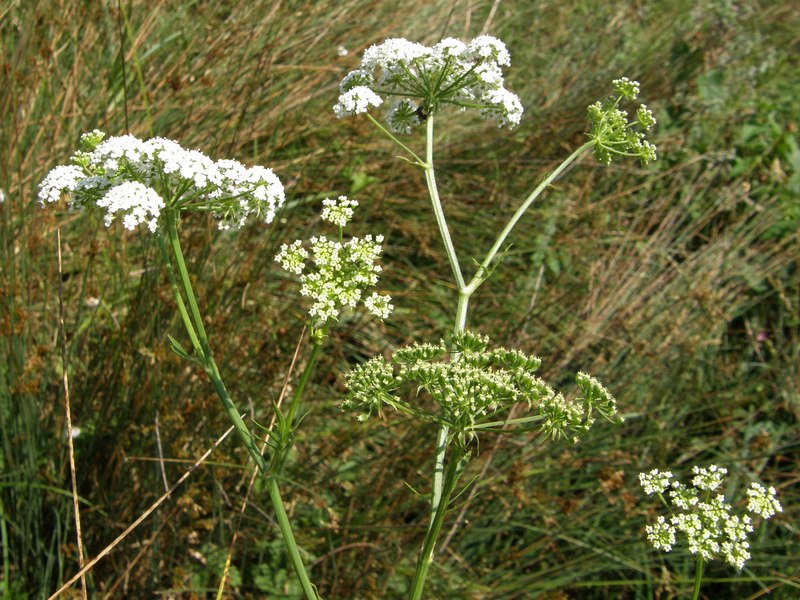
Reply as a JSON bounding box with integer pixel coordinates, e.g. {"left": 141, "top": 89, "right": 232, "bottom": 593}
{"left": 1, "top": 0, "right": 797, "bottom": 597}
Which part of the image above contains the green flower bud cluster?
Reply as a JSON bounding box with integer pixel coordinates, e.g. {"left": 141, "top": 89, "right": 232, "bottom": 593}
{"left": 587, "top": 77, "right": 657, "bottom": 165}
{"left": 343, "top": 331, "right": 619, "bottom": 445}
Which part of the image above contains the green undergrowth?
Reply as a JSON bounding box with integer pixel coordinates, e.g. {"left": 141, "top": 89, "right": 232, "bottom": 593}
{"left": 1, "top": 0, "right": 797, "bottom": 597}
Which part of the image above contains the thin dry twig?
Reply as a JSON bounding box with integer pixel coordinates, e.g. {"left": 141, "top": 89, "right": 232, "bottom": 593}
{"left": 57, "top": 229, "right": 88, "bottom": 599}
{"left": 154, "top": 410, "right": 169, "bottom": 492}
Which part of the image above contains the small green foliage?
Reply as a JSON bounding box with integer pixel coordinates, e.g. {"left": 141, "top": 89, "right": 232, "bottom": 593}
{"left": 587, "top": 78, "right": 657, "bottom": 165}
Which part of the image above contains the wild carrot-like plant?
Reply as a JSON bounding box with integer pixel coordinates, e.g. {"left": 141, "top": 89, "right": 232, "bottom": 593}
{"left": 38, "top": 131, "right": 327, "bottom": 598}
{"left": 333, "top": 35, "right": 655, "bottom": 598}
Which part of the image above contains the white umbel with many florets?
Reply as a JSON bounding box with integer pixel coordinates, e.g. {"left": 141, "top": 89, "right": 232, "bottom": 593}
{"left": 275, "top": 195, "right": 393, "bottom": 335}
{"left": 334, "top": 35, "right": 523, "bottom": 131}
{"left": 638, "top": 466, "right": 782, "bottom": 571}
{"left": 38, "top": 130, "right": 285, "bottom": 232}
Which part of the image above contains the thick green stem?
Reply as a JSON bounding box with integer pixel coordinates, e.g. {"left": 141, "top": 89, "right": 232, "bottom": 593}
{"left": 692, "top": 558, "right": 704, "bottom": 600}
{"left": 465, "top": 141, "right": 595, "bottom": 294}
{"left": 424, "top": 114, "right": 466, "bottom": 291}
{"left": 267, "top": 477, "right": 319, "bottom": 600}
{"left": 166, "top": 212, "right": 211, "bottom": 355}
{"left": 409, "top": 448, "right": 465, "bottom": 600}
{"left": 157, "top": 231, "right": 202, "bottom": 356}
{"left": 428, "top": 424, "right": 449, "bottom": 530}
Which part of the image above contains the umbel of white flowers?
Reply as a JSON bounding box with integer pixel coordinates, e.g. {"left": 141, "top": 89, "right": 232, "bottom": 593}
{"left": 639, "top": 465, "right": 783, "bottom": 570}
{"left": 38, "top": 130, "right": 285, "bottom": 231}
{"left": 275, "top": 195, "right": 393, "bottom": 332}
{"left": 344, "top": 330, "right": 620, "bottom": 445}
{"left": 334, "top": 36, "right": 524, "bottom": 130}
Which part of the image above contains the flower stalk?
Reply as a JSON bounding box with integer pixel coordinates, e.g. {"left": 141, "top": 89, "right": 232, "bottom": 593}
{"left": 162, "top": 211, "right": 319, "bottom": 599}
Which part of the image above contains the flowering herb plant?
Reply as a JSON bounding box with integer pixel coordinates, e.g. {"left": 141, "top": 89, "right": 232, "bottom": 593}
{"left": 332, "top": 35, "right": 658, "bottom": 600}
{"left": 40, "top": 30, "right": 783, "bottom": 600}
{"left": 639, "top": 466, "right": 782, "bottom": 599}
{"left": 39, "top": 131, "right": 327, "bottom": 598}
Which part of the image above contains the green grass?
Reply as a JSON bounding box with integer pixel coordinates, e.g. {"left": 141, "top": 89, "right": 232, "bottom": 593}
{"left": 1, "top": 0, "right": 798, "bottom": 597}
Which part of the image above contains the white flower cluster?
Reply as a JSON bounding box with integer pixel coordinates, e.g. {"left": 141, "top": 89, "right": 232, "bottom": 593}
{"left": 692, "top": 464, "right": 727, "bottom": 491}
{"left": 38, "top": 130, "right": 285, "bottom": 232}
{"left": 746, "top": 482, "right": 783, "bottom": 518}
{"left": 275, "top": 196, "right": 393, "bottom": 327}
{"left": 320, "top": 195, "right": 358, "bottom": 227}
{"left": 639, "top": 465, "right": 782, "bottom": 570}
{"left": 334, "top": 35, "right": 523, "bottom": 130}
{"left": 639, "top": 469, "right": 673, "bottom": 495}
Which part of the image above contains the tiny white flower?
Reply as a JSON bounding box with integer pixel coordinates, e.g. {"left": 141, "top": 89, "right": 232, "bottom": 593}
{"left": 320, "top": 195, "right": 358, "bottom": 226}
{"left": 95, "top": 181, "right": 164, "bottom": 232}
{"left": 645, "top": 515, "right": 676, "bottom": 552}
{"left": 466, "top": 35, "right": 511, "bottom": 66}
{"left": 692, "top": 464, "right": 727, "bottom": 491}
{"left": 638, "top": 469, "right": 673, "bottom": 495}
{"left": 746, "top": 482, "right": 783, "bottom": 519}
{"left": 334, "top": 86, "right": 383, "bottom": 118}
{"left": 38, "top": 165, "right": 86, "bottom": 204}
{"left": 480, "top": 88, "right": 524, "bottom": 129}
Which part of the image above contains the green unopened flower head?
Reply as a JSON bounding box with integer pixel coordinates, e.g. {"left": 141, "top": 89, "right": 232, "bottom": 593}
{"left": 343, "top": 330, "right": 618, "bottom": 445}
{"left": 639, "top": 465, "right": 782, "bottom": 571}
{"left": 587, "top": 78, "right": 657, "bottom": 165}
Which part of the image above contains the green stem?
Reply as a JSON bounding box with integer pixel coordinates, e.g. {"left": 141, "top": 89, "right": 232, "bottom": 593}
{"left": 271, "top": 340, "right": 323, "bottom": 473}
{"left": 424, "top": 114, "right": 466, "bottom": 291}
{"left": 157, "top": 231, "right": 202, "bottom": 356}
{"left": 454, "top": 289, "right": 470, "bottom": 333}
{"left": 428, "top": 424, "right": 449, "bottom": 531}
{"left": 692, "top": 558, "right": 704, "bottom": 600}
{"left": 165, "top": 212, "right": 210, "bottom": 355}
{"left": 267, "top": 477, "right": 319, "bottom": 600}
{"left": 163, "top": 212, "right": 266, "bottom": 473}
{"left": 464, "top": 141, "right": 595, "bottom": 295}
{"left": 366, "top": 112, "right": 424, "bottom": 165}
{"left": 162, "top": 213, "right": 318, "bottom": 598}
{"left": 409, "top": 448, "right": 466, "bottom": 600}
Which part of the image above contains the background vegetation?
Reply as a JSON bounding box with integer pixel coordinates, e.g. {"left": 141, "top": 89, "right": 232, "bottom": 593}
{"left": 1, "top": 0, "right": 797, "bottom": 597}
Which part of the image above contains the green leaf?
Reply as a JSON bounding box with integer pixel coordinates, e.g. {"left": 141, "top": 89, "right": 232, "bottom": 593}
{"left": 166, "top": 334, "right": 191, "bottom": 360}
